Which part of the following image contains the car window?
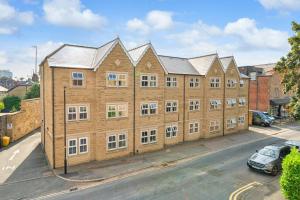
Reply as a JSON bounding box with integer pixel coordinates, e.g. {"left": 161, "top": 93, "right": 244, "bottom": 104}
{"left": 258, "top": 148, "right": 278, "bottom": 158}
{"left": 280, "top": 147, "right": 291, "bottom": 157}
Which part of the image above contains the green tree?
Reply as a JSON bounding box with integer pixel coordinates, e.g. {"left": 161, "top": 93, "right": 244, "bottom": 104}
{"left": 275, "top": 21, "right": 300, "bottom": 119}
{"left": 3, "top": 96, "right": 21, "bottom": 112}
{"left": 0, "top": 102, "right": 4, "bottom": 111}
{"left": 24, "top": 84, "right": 40, "bottom": 99}
{"left": 280, "top": 148, "right": 300, "bottom": 200}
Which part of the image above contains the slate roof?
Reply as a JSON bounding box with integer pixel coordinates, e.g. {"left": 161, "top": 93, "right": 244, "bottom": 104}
{"left": 219, "top": 56, "right": 233, "bottom": 71}
{"left": 0, "top": 86, "right": 8, "bottom": 92}
{"left": 158, "top": 55, "right": 199, "bottom": 75}
{"left": 128, "top": 43, "right": 150, "bottom": 63}
{"left": 188, "top": 54, "right": 218, "bottom": 75}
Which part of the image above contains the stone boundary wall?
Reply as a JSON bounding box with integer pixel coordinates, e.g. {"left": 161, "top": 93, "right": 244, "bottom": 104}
{"left": 4, "top": 98, "right": 41, "bottom": 141}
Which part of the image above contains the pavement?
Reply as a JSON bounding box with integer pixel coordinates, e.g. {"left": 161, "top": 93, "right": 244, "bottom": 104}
{"left": 0, "top": 123, "right": 299, "bottom": 200}
{"left": 54, "top": 123, "right": 300, "bottom": 182}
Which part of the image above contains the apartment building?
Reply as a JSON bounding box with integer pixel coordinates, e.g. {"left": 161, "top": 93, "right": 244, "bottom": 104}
{"left": 40, "top": 38, "right": 249, "bottom": 168}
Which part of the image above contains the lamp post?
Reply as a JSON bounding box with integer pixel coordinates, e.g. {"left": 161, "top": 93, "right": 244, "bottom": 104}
{"left": 63, "top": 86, "right": 67, "bottom": 174}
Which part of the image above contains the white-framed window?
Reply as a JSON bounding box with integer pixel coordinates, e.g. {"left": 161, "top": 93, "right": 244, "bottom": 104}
{"left": 67, "top": 106, "right": 77, "bottom": 121}
{"left": 227, "top": 118, "right": 237, "bottom": 129}
{"left": 106, "top": 72, "right": 128, "bottom": 87}
{"left": 227, "top": 79, "right": 237, "bottom": 88}
{"left": 72, "top": 72, "right": 84, "bottom": 86}
{"left": 239, "top": 97, "right": 246, "bottom": 106}
{"left": 165, "top": 100, "right": 178, "bottom": 113}
{"left": 166, "top": 76, "right": 177, "bottom": 87}
{"left": 190, "top": 77, "right": 200, "bottom": 88}
{"left": 79, "top": 106, "right": 88, "bottom": 120}
{"left": 189, "top": 100, "right": 200, "bottom": 111}
{"left": 141, "top": 74, "right": 157, "bottom": 87}
{"left": 165, "top": 123, "right": 178, "bottom": 138}
{"left": 189, "top": 122, "right": 199, "bottom": 134}
{"left": 68, "top": 139, "right": 77, "bottom": 156}
{"left": 210, "top": 99, "right": 222, "bottom": 110}
{"left": 226, "top": 98, "right": 237, "bottom": 108}
{"left": 240, "top": 80, "right": 245, "bottom": 87}
{"left": 210, "top": 77, "right": 220, "bottom": 88}
{"left": 141, "top": 102, "right": 158, "bottom": 116}
{"left": 209, "top": 120, "right": 220, "bottom": 133}
{"left": 79, "top": 137, "right": 88, "bottom": 154}
{"left": 141, "top": 128, "right": 157, "bottom": 144}
{"left": 107, "top": 133, "right": 127, "bottom": 150}
{"left": 106, "top": 103, "right": 128, "bottom": 119}
{"left": 67, "top": 105, "right": 89, "bottom": 121}
{"left": 238, "top": 116, "right": 245, "bottom": 125}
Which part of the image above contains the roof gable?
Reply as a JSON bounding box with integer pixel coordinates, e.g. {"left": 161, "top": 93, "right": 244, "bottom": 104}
{"left": 220, "top": 56, "right": 241, "bottom": 78}
{"left": 159, "top": 55, "right": 199, "bottom": 75}
{"left": 128, "top": 43, "right": 168, "bottom": 74}
{"left": 188, "top": 54, "right": 221, "bottom": 76}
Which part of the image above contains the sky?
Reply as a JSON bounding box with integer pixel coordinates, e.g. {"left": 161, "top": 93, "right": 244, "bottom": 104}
{"left": 0, "top": 0, "right": 299, "bottom": 78}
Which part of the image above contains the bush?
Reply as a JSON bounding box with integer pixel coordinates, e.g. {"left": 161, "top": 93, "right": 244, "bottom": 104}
{"left": 0, "top": 102, "right": 4, "bottom": 111}
{"left": 24, "top": 84, "right": 40, "bottom": 99}
{"left": 280, "top": 148, "right": 300, "bottom": 200}
{"left": 3, "top": 96, "right": 21, "bottom": 112}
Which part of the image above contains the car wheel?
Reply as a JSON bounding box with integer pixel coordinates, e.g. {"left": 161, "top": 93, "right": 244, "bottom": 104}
{"left": 261, "top": 122, "right": 265, "bottom": 127}
{"left": 271, "top": 166, "right": 278, "bottom": 176}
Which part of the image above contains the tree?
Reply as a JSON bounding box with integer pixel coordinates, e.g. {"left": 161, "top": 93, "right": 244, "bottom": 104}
{"left": 275, "top": 21, "right": 300, "bottom": 119}
{"left": 0, "top": 102, "right": 4, "bottom": 111}
{"left": 280, "top": 148, "right": 300, "bottom": 200}
{"left": 3, "top": 96, "right": 21, "bottom": 112}
{"left": 24, "top": 84, "right": 40, "bottom": 99}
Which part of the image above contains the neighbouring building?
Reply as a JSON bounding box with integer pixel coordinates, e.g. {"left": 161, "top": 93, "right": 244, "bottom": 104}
{"left": 0, "top": 86, "right": 8, "bottom": 100}
{"left": 7, "top": 83, "right": 32, "bottom": 98}
{"left": 40, "top": 38, "right": 249, "bottom": 168}
{"left": 0, "top": 70, "right": 13, "bottom": 79}
{"left": 0, "top": 77, "right": 16, "bottom": 90}
{"left": 238, "top": 63, "right": 291, "bottom": 117}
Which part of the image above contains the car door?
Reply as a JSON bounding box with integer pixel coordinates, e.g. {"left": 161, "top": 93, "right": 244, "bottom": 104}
{"left": 279, "top": 147, "right": 291, "bottom": 168}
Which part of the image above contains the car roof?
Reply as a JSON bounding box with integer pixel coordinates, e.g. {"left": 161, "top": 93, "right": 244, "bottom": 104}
{"left": 285, "top": 140, "right": 300, "bottom": 147}
{"left": 264, "top": 144, "right": 288, "bottom": 150}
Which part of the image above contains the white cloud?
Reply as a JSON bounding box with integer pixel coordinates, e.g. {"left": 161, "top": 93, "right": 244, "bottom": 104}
{"left": 258, "top": 0, "right": 300, "bottom": 11}
{"left": 126, "top": 10, "right": 173, "bottom": 34}
{"left": 146, "top": 10, "right": 173, "bottom": 30}
{"left": 224, "top": 18, "right": 288, "bottom": 50}
{"left": 1, "top": 41, "right": 63, "bottom": 78}
{"left": 43, "top": 0, "right": 106, "bottom": 29}
{"left": 0, "top": 0, "right": 34, "bottom": 35}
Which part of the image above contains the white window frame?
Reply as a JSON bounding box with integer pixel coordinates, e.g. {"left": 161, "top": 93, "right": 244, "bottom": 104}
{"left": 106, "top": 103, "right": 128, "bottom": 119}
{"left": 107, "top": 132, "right": 127, "bottom": 151}
{"left": 210, "top": 77, "right": 220, "bottom": 88}
{"left": 165, "top": 123, "right": 178, "bottom": 138}
{"left": 190, "top": 77, "right": 200, "bottom": 88}
{"left": 141, "top": 128, "right": 157, "bottom": 144}
{"left": 239, "top": 97, "right": 246, "bottom": 106}
{"left": 106, "top": 72, "right": 128, "bottom": 87}
{"left": 226, "top": 79, "right": 237, "bottom": 88}
{"left": 189, "top": 100, "right": 200, "bottom": 111}
{"left": 67, "top": 105, "right": 89, "bottom": 122}
{"left": 79, "top": 137, "right": 88, "bottom": 154}
{"left": 238, "top": 115, "right": 245, "bottom": 125}
{"left": 226, "top": 98, "right": 237, "bottom": 108}
{"left": 140, "top": 102, "right": 158, "bottom": 116}
{"left": 240, "top": 80, "right": 245, "bottom": 88}
{"left": 166, "top": 76, "right": 177, "bottom": 87}
{"left": 140, "top": 74, "right": 158, "bottom": 87}
{"left": 72, "top": 72, "right": 84, "bottom": 87}
{"left": 67, "top": 106, "right": 77, "bottom": 121}
{"left": 209, "top": 99, "right": 222, "bottom": 110}
{"left": 189, "top": 122, "right": 199, "bottom": 134}
{"left": 68, "top": 139, "right": 77, "bottom": 156}
{"left": 165, "top": 100, "right": 178, "bottom": 113}
{"left": 209, "top": 120, "right": 220, "bottom": 133}
{"left": 78, "top": 106, "right": 88, "bottom": 120}
{"left": 227, "top": 118, "right": 237, "bottom": 129}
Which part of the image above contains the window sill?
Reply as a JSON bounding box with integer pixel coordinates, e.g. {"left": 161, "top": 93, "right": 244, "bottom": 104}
{"left": 107, "top": 147, "right": 128, "bottom": 152}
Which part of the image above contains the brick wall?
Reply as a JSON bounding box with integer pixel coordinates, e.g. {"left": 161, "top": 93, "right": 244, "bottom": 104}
{"left": 249, "top": 76, "right": 270, "bottom": 111}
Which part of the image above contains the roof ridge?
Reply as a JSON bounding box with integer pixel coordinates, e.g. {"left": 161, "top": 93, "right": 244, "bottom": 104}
{"left": 64, "top": 43, "right": 97, "bottom": 49}
{"left": 97, "top": 37, "right": 119, "bottom": 49}
{"left": 128, "top": 42, "right": 150, "bottom": 52}
{"left": 189, "top": 53, "right": 218, "bottom": 60}
{"left": 158, "top": 55, "right": 187, "bottom": 59}
{"left": 219, "top": 56, "right": 233, "bottom": 59}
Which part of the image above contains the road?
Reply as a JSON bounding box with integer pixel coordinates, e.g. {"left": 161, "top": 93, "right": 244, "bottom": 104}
{"left": 46, "top": 136, "right": 286, "bottom": 200}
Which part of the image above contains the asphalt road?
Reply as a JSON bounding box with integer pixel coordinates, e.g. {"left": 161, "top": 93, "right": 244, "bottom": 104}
{"left": 47, "top": 136, "right": 285, "bottom": 200}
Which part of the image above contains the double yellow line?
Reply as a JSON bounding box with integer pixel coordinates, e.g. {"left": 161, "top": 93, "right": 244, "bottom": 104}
{"left": 229, "top": 181, "right": 263, "bottom": 200}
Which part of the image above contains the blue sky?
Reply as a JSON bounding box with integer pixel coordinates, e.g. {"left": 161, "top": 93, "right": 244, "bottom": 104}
{"left": 0, "top": 0, "right": 299, "bottom": 78}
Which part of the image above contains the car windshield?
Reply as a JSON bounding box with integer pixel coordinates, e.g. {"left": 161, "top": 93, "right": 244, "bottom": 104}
{"left": 258, "top": 148, "right": 278, "bottom": 158}
{"left": 258, "top": 113, "right": 268, "bottom": 120}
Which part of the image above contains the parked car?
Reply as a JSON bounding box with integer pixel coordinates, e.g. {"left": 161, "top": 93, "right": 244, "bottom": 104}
{"left": 284, "top": 140, "right": 300, "bottom": 151}
{"left": 247, "top": 144, "right": 291, "bottom": 176}
{"left": 263, "top": 112, "right": 275, "bottom": 123}
{"left": 251, "top": 110, "right": 272, "bottom": 127}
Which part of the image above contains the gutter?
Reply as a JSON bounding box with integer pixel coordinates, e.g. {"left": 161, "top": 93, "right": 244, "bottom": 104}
{"left": 52, "top": 68, "right": 56, "bottom": 169}
{"left": 183, "top": 75, "right": 186, "bottom": 142}
{"left": 42, "top": 65, "right": 45, "bottom": 151}
{"left": 133, "top": 67, "right": 136, "bottom": 154}
{"left": 222, "top": 72, "right": 226, "bottom": 136}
